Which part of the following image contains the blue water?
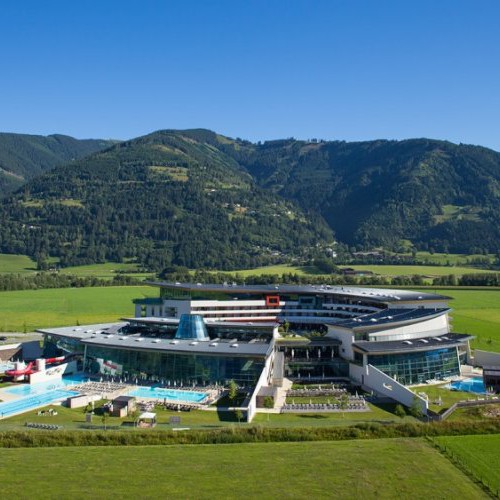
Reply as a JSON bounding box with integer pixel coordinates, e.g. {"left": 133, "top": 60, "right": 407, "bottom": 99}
{"left": 6, "top": 374, "right": 87, "bottom": 396}
{"left": 0, "top": 389, "right": 78, "bottom": 418}
{"left": 449, "top": 377, "right": 486, "bottom": 394}
{"left": 128, "top": 386, "right": 207, "bottom": 403}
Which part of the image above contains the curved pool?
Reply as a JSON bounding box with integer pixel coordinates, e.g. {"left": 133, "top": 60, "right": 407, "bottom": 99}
{"left": 449, "top": 377, "right": 486, "bottom": 394}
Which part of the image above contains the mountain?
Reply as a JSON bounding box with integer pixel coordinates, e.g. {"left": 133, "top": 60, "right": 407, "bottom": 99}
{"left": 220, "top": 137, "right": 500, "bottom": 254}
{"left": 1, "top": 129, "right": 500, "bottom": 271}
{"left": 0, "top": 132, "right": 117, "bottom": 196}
{"left": 0, "top": 130, "right": 332, "bottom": 270}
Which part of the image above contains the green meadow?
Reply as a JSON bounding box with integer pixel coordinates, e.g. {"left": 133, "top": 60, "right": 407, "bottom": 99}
{"left": 434, "top": 434, "right": 500, "bottom": 495}
{"left": 233, "top": 262, "right": 491, "bottom": 278}
{"left": 345, "top": 264, "right": 491, "bottom": 277}
{"left": 0, "top": 253, "right": 37, "bottom": 274}
{"left": 0, "top": 439, "right": 487, "bottom": 499}
{"left": 0, "top": 253, "right": 151, "bottom": 280}
{"left": 434, "top": 288, "right": 500, "bottom": 352}
{"left": 0, "top": 286, "right": 156, "bottom": 332}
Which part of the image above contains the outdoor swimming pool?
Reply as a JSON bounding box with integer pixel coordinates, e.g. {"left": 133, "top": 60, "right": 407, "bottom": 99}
{"left": 0, "top": 389, "right": 78, "bottom": 418}
{"left": 128, "top": 386, "right": 207, "bottom": 403}
{"left": 5, "top": 374, "right": 87, "bottom": 396}
{"left": 449, "top": 377, "right": 486, "bottom": 394}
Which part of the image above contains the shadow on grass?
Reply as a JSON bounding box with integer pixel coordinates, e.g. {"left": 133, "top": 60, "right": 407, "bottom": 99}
{"left": 297, "top": 414, "right": 329, "bottom": 420}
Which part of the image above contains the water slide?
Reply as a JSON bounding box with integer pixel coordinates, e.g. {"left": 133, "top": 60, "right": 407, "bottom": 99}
{"left": 5, "top": 361, "right": 36, "bottom": 377}
{"left": 4, "top": 356, "right": 67, "bottom": 377}
{"left": 44, "top": 356, "right": 66, "bottom": 365}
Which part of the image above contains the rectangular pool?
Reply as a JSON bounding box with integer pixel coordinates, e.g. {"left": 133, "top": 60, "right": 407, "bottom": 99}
{"left": 128, "top": 386, "right": 207, "bottom": 403}
{"left": 0, "top": 389, "right": 79, "bottom": 418}
{"left": 5, "top": 374, "right": 87, "bottom": 397}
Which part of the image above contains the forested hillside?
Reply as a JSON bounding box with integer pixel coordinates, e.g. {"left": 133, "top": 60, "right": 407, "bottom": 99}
{"left": 0, "top": 130, "right": 332, "bottom": 270}
{"left": 221, "top": 137, "right": 500, "bottom": 254}
{"left": 1, "top": 128, "right": 500, "bottom": 271}
{"left": 0, "top": 133, "right": 116, "bottom": 195}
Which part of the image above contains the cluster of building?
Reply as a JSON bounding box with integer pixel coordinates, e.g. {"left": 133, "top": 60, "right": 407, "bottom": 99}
{"left": 38, "top": 281, "right": 474, "bottom": 417}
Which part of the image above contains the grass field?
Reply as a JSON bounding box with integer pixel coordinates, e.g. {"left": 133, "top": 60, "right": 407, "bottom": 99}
{"left": 231, "top": 263, "right": 492, "bottom": 278}
{"left": 0, "top": 400, "right": 414, "bottom": 431}
{"left": 0, "top": 253, "right": 37, "bottom": 274}
{"left": 430, "top": 288, "right": 500, "bottom": 352}
{"left": 60, "top": 262, "right": 153, "bottom": 280}
{"left": 0, "top": 253, "right": 152, "bottom": 280}
{"left": 411, "top": 384, "right": 473, "bottom": 413}
{"left": 415, "top": 251, "right": 495, "bottom": 266}
{"left": 345, "top": 264, "right": 491, "bottom": 277}
{"left": 434, "top": 434, "right": 500, "bottom": 495}
{"left": 0, "top": 286, "right": 157, "bottom": 331}
{"left": 0, "top": 439, "right": 487, "bottom": 498}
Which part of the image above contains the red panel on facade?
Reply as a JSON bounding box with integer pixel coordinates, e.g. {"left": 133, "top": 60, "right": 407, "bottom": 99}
{"left": 266, "top": 295, "right": 280, "bottom": 307}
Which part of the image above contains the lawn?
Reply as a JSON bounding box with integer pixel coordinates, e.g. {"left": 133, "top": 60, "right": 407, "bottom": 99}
{"left": 0, "top": 403, "right": 240, "bottom": 431}
{"left": 252, "top": 403, "right": 416, "bottom": 427}
{"left": 224, "top": 264, "right": 320, "bottom": 277}
{"left": 0, "top": 253, "right": 37, "bottom": 274}
{"left": 427, "top": 288, "right": 500, "bottom": 353}
{"left": 0, "top": 400, "right": 413, "bottom": 431}
{"left": 415, "top": 251, "right": 495, "bottom": 266}
{"left": 0, "top": 286, "right": 157, "bottom": 331}
{"left": 411, "top": 383, "right": 473, "bottom": 414}
{"left": 0, "top": 439, "right": 487, "bottom": 498}
{"left": 60, "top": 262, "right": 153, "bottom": 280}
{"left": 345, "top": 264, "right": 491, "bottom": 277}
{"left": 0, "top": 253, "right": 152, "bottom": 280}
{"left": 434, "top": 434, "right": 500, "bottom": 495}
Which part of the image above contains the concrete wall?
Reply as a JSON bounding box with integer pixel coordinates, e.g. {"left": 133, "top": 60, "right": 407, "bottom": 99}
{"left": 246, "top": 348, "right": 276, "bottom": 422}
{"left": 326, "top": 328, "right": 354, "bottom": 359}
{"left": 355, "top": 363, "right": 428, "bottom": 415}
{"left": 473, "top": 350, "right": 500, "bottom": 368}
{"left": 368, "top": 315, "right": 449, "bottom": 342}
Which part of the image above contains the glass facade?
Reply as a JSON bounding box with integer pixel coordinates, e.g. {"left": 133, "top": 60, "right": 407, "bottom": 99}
{"left": 368, "top": 347, "right": 460, "bottom": 385}
{"left": 85, "top": 345, "right": 265, "bottom": 385}
{"left": 43, "top": 335, "right": 86, "bottom": 357}
{"left": 175, "top": 314, "right": 209, "bottom": 341}
{"left": 281, "top": 345, "right": 349, "bottom": 378}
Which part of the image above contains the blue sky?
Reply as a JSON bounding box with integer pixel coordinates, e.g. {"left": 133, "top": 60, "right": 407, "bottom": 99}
{"left": 1, "top": 0, "right": 499, "bottom": 150}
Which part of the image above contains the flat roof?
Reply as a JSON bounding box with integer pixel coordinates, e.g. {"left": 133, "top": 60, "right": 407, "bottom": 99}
{"left": 353, "top": 333, "right": 472, "bottom": 355}
{"left": 37, "top": 323, "right": 128, "bottom": 340}
{"left": 147, "top": 281, "right": 451, "bottom": 303}
{"left": 38, "top": 322, "right": 272, "bottom": 357}
{"left": 326, "top": 308, "right": 451, "bottom": 331}
{"left": 123, "top": 317, "right": 278, "bottom": 329}
{"left": 81, "top": 334, "right": 272, "bottom": 357}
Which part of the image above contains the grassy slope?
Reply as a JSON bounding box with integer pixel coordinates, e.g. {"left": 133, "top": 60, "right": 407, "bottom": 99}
{"left": 434, "top": 434, "right": 500, "bottom": 494}
{"left": 0, "top": 286, "right": 156, "bottom": 331}
{"left": 437, "top": 289, "right": 500, "bottom": 352}
{"left": 0, "top": 253, "right": 37, "bottom": 274}
{"left": 233, "top": 262, "right": 491, "bottom": 278}
{"left": 345, "top": 264, "right": 491, "bottom": 277}
{"left": 0, "top": 439, "right": 487, "bottom": 499}
{"left": 0, "top": 253, "right": 151, "bottom": 279}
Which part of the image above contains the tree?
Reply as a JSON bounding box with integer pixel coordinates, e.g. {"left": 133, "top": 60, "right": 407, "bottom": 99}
{"left": 228, "top": 380, "right": 238, "bottom": 402}
{"left": 234, "top": 409, "right": 244, "bottom": 424}
{"left": 409, "top": 397, "right": 424, "bottom": 418}
{"left": 395, "top": 404, "right": 406, "bottom": 419}
{"left": 340, "top": 393, "right": 349, "bottom": 418}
